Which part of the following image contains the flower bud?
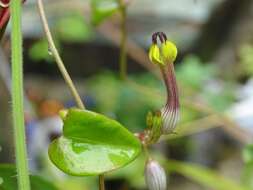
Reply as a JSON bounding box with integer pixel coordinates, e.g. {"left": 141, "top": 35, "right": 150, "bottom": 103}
{"left": 161, "top": 40, "right": 177, "bottom": 63}
{"left": 145, "top": 159, "right": 167, "bottom": 190}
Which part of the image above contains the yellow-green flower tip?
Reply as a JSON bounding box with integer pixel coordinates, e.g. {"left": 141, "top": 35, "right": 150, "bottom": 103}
{"left": 149, "top": 44, "right": 164, "bottom": 65}
{"left": 161, "top": 40, "right": 177, "bottom": 63}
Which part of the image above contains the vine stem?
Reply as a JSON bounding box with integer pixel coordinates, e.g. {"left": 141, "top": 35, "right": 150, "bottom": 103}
{"left": 37, "top": 0, "right": 85, "bottom": 109}
{"left": 10, "top": 0, "right": 31, "bottom": 189}
{"left": 119, "top": 1, "right": 127, "bottom": 80}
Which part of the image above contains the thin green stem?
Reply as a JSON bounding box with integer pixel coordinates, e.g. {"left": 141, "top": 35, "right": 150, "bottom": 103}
{"left": 10, "top": 0, "right": 31, "bottom": 189}
{"left": 119, "top": 2, "right": 127, "bottom": 80}
{"left": 37, "top": 0, "right": 85, "bottom": 109}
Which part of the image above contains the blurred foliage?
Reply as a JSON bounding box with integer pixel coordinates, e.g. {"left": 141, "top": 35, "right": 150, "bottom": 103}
{"left": 177, "top": 56, "right": 216, "bottom": 90}
{"left": 29, "top": 39, "right": 54, "bottom": 62}
{"left": 90, "top": 0, "right": 120, "bottom": 25}
{"left": 56, "top": 14, "right": 93, "bottom": 43}
{"left": 108, "top": 151, "right": 251, "bottom": 190}
{"left": 166, "top": 159, "right": 250, "bottom": 190}
{"left": 55, "top": 177, "right": 96, "bottom": 190}
{"left": 177, "top": 56, "right": 236, "bottom": 112}
{"left": 239, "top": 44, "right": 253, "bottom": 76}
{"left": 29, "top": 13, "right": 93, "bottom": 62}
{"left": 29, "top": 0, "right": 121, "bottom": 60}
{"left": 242, "top": 144, "right": 253, "bottom": 189}
{"left": 0, "top": 164, "right": 57, "bottom": 190}
{"left": 86, "top": 72, "right": 164, "bottom": 132}
{"left": 201, "top": 82, "right": 236, "bottom": 112}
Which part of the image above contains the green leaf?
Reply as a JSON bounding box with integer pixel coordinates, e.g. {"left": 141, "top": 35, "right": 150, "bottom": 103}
{"left": 0, "top": 164, "right": 58, "bottom": 190}
{"left": 91, "top": 0, "right": 120, "bottom": 25}
{"left": 56, "top": 14, "right": 93, "bottom": 42}
{"left": 166, "top": 160, "right": 250, "bottom": 190}
{"left": 49, "top": 108, "right": 141, "bottom": 176}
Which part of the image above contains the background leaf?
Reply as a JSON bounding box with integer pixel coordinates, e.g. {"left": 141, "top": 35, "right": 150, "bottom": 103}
{"left": 56, "top": 14, "right": 93, "bottom": 42}
{"left": 28, "top": 39, "right": 53, "bottom": 62}
{"left": 166, "top": 160, "right": 250, "bottom": 190}
{"left": 90, "top": 0, "right": 120, "bottom": 25}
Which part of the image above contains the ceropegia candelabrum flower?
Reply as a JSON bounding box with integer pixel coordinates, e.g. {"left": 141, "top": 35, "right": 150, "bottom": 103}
{"left": 149, "top": 32, "right": 179, "bottom": 134}
{"left": 145, "top": 159, "right": 167, "bottom": 190}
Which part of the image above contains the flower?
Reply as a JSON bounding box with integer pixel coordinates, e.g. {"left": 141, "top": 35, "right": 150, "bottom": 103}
{"left": 145, "top": 159, "right": 167, "bottom": 190}
{"left": 149, "top": 32, "right": 180, "bottom": 134}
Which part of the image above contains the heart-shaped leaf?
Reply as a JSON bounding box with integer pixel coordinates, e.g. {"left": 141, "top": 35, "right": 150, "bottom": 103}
{"left": 49, "top": 108, "right": 141, "bottom": 176}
